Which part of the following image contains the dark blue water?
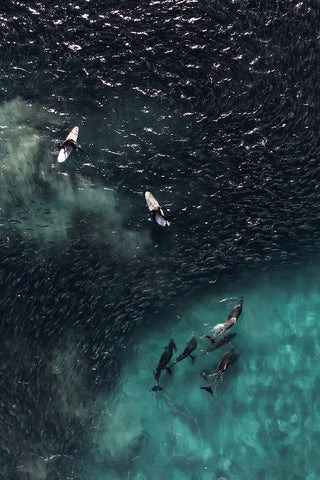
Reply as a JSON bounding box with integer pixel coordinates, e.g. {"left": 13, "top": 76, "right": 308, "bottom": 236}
{"left": 1, "top": 1, "right": 320, "bottom": 479}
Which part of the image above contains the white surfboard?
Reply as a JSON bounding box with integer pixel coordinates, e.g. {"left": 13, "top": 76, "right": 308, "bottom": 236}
{"left": 145, "top": 191, "right": 170, "bottom": 227}
{"left": 57, "top": 126, "right": 79, "bottom": 163}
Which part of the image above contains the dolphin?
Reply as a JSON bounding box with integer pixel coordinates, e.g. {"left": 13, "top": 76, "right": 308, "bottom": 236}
{"left": 199, "top": 332, "right": 237, "bottom": 355}
{"left": 170, "top": 333, "right": 197, "bottom": 367}
{"left": 153, "top": 339, "right": 177, "bottom": 383}
{"left": 213, "top": 297, "right": 243, "bottom": 340}
{"left": 201, "top": 348, "right": 241, "bottom": 395}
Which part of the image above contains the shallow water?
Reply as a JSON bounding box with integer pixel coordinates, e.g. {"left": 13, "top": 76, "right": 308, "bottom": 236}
{"left": 82, "top": 260, "right": 320, "bottom": 480}
{"left": 1, "top": 1, "right": 320, "bottom": 479}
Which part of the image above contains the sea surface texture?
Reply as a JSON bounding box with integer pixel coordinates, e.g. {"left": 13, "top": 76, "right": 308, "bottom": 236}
{"left": 0, "top": 1, "right": 320, "bottom": 479}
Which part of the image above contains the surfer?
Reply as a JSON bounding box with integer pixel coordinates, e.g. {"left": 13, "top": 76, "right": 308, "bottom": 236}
{"left": 170, "top": 332, "right": 197, "bottom": 367}
{"left": 153, "top": 339, "right": 177, "bottom": 383}
{"left": 201, "top": 348, "right": 241, "bottom": 395}
{"left": 145, "top": 191, "right": 170, "bottom": 227}
{"left": 58, "top": 126, "right": 83, "bottom": 163}
{"left": 213, "top": 297, "right": 243, "bottom": 340}
{"left": 59, "top": 138, "right": 84, "bottom": 152}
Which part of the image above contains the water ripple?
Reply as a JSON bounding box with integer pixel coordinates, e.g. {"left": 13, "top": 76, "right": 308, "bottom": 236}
{"left": 1, "top": 0, "right": 320, "bottom": 478}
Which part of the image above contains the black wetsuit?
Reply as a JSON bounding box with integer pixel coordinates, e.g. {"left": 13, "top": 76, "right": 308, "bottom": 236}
{"left": 60, "top": 139, "right": 83, "bottom": 152}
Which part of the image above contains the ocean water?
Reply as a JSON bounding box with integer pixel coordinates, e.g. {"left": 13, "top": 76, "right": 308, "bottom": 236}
{"left": 83, "top": 261, "right": 320, "bottom": 480}
{"left": 1, "top": 1, "right": 320, "bottom": 479}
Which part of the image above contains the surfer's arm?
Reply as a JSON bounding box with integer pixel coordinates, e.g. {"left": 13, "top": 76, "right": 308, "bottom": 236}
{"left": 64, "top": 139, "right": 84, "bottom": 152}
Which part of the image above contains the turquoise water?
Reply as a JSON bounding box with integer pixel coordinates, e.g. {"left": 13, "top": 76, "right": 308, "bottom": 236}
{"left": 86, "top": 261, "right": 320, "bottom": 480}
{"left": 2, "top": 3, "right": 320, "bottom": 478}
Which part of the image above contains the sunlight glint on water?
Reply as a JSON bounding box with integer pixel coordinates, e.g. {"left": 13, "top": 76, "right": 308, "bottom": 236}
{"left": 1, "top": 2, "right": 320, "bottom": 479}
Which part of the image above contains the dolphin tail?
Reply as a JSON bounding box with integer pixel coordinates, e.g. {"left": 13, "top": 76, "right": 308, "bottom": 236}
{"left": 165, "top": 366, "right": 173, "bottom": 375}
{"left": 151, "top": 385, "right": 163, "bottom": 392}
{"left": 201, "top": 386, "right": 213, "bottom": 395}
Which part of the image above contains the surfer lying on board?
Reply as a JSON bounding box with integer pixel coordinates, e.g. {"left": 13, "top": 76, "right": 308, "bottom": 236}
{"left": 59, "top": 138, "right": 84, "bottom": 152}
{"left": 145, "top": 191, "right": 170, "bottom": 227}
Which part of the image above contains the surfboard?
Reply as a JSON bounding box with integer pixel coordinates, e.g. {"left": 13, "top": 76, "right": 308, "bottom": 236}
{"left": 145, "top": 191, "right": 160, "bottom": 212}
{"left": 145, "top": 191, "right": 170, "bottom": 226}
{"left": 57, "top": 126, "right": 79, "bottom": 163}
